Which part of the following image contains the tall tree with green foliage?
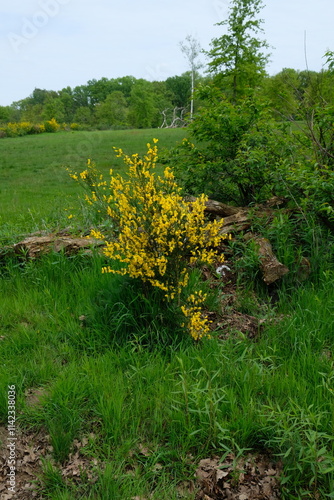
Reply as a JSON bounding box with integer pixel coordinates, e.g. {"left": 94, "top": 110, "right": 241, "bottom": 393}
{"left": 0, "top": 106, "right": 10, "bottom": 122}
{"left": 171, "top": 87, "right": 291, "bottom": 204}
{"left": 169, "top": 0, "right": 289, "bottom": 205}
{"left": 262, "top": 69, "right": 301, "bottom": 120}
{"left": 42, "top": 96, "right": 65, "bottom": 123}
{"left": 207, "top": 0, "right": 270, "bottom": 100}
{"left": 128, "top": 80, "right": 157, "bottom": 129}
{"left": 165, "top": 74, "right": 192, "bottom": 109}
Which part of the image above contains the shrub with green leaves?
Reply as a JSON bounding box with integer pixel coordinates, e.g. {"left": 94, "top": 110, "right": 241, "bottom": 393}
{"left": 169, "top": 86, "right": 294, "bottom": 205}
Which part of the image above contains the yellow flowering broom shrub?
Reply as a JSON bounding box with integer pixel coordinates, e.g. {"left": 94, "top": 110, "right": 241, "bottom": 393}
{"left": 0, "top": 121, "right": 45, "bottom": 137}
{"left": 70, "top": 139, "right": 228, "bottom": 340}
{"left": 44, "top": 118, "right": 60, "bottom": 133}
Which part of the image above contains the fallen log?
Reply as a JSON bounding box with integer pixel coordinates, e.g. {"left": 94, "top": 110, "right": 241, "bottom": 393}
{"left": 1, "top": 231, "right": 289, "bottom": 285}
{"left": 13, "top": 235, "right": 105, "bottom": 259}
{"left": 220, "top": 210, "right": 251, "bottom": 234}
{"left": 244, "top": 233, "right": 289, "bottom": 285}
{"left": 185, "top": 196, "right": 242, "bottom": 217}
{"left": 186, "top": 195, "right": 286, "bottom": 219}
{"left": 186, "top": 195, "right": 289, "bottom": 284}
{"left": 186, "top": 196, "right": 287, "bottom": 235}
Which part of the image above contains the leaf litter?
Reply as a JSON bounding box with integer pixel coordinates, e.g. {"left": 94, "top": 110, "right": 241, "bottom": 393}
{"left": 194, "top": 453, "right": 282, "bottom": 499}
{"left": 0, "top": 425, "right": 102, "bottom": 499}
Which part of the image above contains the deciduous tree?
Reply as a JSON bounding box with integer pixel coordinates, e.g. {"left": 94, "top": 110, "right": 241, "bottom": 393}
{"left": 128, "top": 80, "right": 157, "bottom": 129}
{"left": 95, "top": 91, "right": 128, "bottom": 128}
{"left": 207, "top": 0, "right": 270, "bottom": 100}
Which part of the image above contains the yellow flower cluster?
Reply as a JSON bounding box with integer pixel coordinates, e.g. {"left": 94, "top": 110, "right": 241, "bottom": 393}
{"left": 44, "top": 117, "right": 60, "bottom": 133}
{"left": 181, "top": 291, "right": 211, "bottom": 341}
{"left": 0, "top": 120, "right": 85, "bottom": 139}
{"left": 68, "top": 159, "right": 107, "bottom": 218}
{"left": 70, "top": 139, "right": 228, "bottom": 340}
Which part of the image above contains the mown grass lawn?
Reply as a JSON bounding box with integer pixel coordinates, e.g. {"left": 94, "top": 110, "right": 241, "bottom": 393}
{"left": 1, "top": 129, "right": 334, "bottom": 499}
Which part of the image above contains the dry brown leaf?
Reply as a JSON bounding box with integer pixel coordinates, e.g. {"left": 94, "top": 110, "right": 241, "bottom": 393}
{"left": 216, "top": 469, "right": 229, "bottom": 481}
{"left": 137, "top": 443, "right": 152, "bottom": 457}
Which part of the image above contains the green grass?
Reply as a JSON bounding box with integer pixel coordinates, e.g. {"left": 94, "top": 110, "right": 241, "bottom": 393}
{"left": 0, "top": 128, "right": 186, "bottom": 240}
{"left": 1, "top": 129, "right": 334, "bottom": 498}
{"left": 1, "top": 251, "right": 334, "bottom": 498}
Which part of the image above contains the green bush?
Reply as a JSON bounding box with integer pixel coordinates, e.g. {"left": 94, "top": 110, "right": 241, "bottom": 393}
{"left": 170, "top": 87, "right": 294, "bottom": 205}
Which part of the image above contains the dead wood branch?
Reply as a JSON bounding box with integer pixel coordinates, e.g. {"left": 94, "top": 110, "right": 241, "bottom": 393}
{"left": 244, "top": 233, "right": 289, "bottom": 285}
{"left": 185, "top": 196, "right": 242, "bottom": 217}
{"left": 1, "top": 196, "right": 290, "bottom": 285}
{"left": 187, "top": 196, "right": 287, "bottom": 233}
{"left": 12, "top": 235, "right": 105, "bottom": 259}
{"left": 186, "top": 196, "right": 289, "bottom": 284}
{"left": 160, "top": 107, "right": 187, "bottom": 128}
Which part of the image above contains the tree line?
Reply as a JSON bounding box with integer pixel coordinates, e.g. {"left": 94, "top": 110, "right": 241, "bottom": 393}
{"left": 1, "top": 66, "right": 333, "bottom": 131}
{"left": 1, "top": 8, "right": 334, "bottom": 134}
{"left": 0, "top": 74, "right": 195, "bottom": 129}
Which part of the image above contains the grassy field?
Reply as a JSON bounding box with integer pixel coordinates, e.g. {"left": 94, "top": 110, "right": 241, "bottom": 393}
{"left": 1, "top": 129, "right": 334, "bottom": 499}
{"left": 0, "top": 128, "right": 186, "bottom": 241}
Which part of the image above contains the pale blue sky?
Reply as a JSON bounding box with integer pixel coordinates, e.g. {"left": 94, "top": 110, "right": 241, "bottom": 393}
{"left": 0, "top": 0, "right": 333, "bottom": 106}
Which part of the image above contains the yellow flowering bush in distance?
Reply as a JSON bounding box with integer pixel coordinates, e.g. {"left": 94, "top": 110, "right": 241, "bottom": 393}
{"left": 0, "top": 121, "right": 46, "bottom": 137}
{"left": 70, "top": 139, "right": 228, "bottom": 340}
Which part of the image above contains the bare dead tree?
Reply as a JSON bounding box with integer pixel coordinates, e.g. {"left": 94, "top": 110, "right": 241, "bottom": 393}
{"left": 179, "top": 35, "right": 203, "bottom": 119}
{"left": 160, "top": 107, "right": 187, "bottom": 128}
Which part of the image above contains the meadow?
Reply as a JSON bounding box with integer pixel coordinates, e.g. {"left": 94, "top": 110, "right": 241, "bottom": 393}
{"left": 0, "top": 128, "right": 185, "bottom": 241}
{"left": 1, "top": 129, "right": 334, "bottom": 499}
